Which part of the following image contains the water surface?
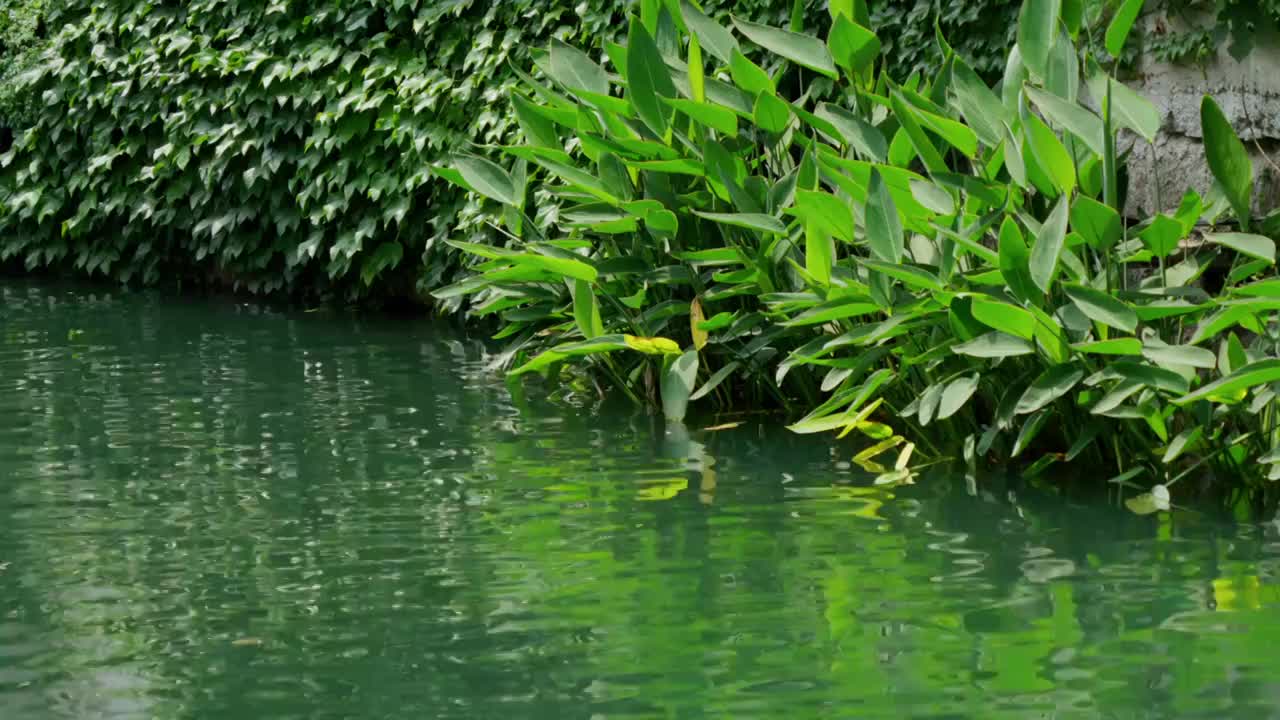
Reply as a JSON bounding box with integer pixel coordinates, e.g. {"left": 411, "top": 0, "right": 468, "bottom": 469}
{"left": 3, "top": 279, "right": 1280, "bottom": 719}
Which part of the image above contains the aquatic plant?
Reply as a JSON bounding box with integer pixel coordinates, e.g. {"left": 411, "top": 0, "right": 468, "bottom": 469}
{"left": 432, "top": 0, "right": 1280, "bottom": 487}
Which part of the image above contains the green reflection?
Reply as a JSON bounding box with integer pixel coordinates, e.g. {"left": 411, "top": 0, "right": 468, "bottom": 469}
{"left": 2, "top": 279, "right": 1280, "bottom": 719}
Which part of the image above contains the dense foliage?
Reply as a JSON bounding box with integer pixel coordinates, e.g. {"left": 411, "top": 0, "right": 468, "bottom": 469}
{"left": 0, "top": 0, "right": 1041, "bottom": 302}
{"left": 433, "top": 0, "right": 1280, "bottom": 491}
{"left": 0, "top": 0, "right": 828, "bottom": 300}
{"left": 0, "top": 0, "right": 49, "bottom": 136}
{"left": 870, "top": 1, "right": 1019, "bottom": 80}
{"left": 1145, "top": 0, "right": 1280, "bottom": 63}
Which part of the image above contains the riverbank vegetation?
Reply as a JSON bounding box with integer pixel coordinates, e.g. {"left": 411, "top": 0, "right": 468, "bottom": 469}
{"left": 428, "top": 0, "right": 1280, "bottom": 489}
{"left": 2, "top": 0, "right": 1279, "bottom": 490}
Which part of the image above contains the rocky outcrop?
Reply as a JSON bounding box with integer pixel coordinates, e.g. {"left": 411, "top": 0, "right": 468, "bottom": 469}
{"left": 1124, "top": 14, "right": 1280, "bottom": 219}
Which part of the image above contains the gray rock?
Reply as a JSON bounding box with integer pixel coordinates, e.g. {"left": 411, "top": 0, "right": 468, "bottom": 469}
{"left": 1123, "top": 12, "right": 1280, "bottom": 218}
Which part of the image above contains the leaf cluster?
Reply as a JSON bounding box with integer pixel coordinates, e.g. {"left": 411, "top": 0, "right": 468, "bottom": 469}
{"left": 434, "top": 0, "right": 1280, "bottom": 486}
{"left": 0, "top": 0, "right": 816, "bottom": 300}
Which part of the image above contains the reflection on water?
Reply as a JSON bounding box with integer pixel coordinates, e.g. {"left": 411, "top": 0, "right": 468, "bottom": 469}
{"left": 2, "top": 279, "right": 1280, "bottom": 719}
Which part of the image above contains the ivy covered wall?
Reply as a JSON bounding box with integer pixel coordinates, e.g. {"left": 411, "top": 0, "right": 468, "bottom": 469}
{"left": 1, "top": 0, "right": 1041, "bottom": 303}
{"left": 0, "top": 0, "right": 50, "bottom": 138}
{"left": 4, "top": 0, "right": 1260, "bottom": 304}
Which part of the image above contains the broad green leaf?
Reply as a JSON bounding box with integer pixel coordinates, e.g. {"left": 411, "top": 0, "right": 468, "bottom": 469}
{"left": 430, "top": 165, "right": 479, "bottom": 196}
{"left": 1222, "top": 332, "right": 1248, "bottom": 375}
{"left": 1190, "top": 305, "right": 1256, "bottom": 345}
{"left": 679, "top": 0, "right": 739, "bottom": 64}
{"left": 948, "top": 296, "right": 988, "bottom": 340}
{"left": 549, "top": 39, "right": 609, "bottom": 96}
{"left": 510, "top": 335, "right": 632, "bottom": 376}
{"left": 1012, "top": 409, "right": 1052, "bottom": 457}
{"left": 829, "top": 0, "right": 871, "bottom": 25}
{"left": 526, "top": 155, "right": 620, "bottom": 203}
{"left": 1208, "top": 232, "right": 1275, "bottom": 263}
{"left": 573, "top": 278, "right": 605, "bottom": 339}
{"left": 972, "top": 296, "right": 1036, "bottom": 340}
{"left": 1106, "top": 0, "right": 1145, "bottom": 56}
{"left": 904, "top": 100, "right": 980, "bottom": 158}
{"left": 1064, "top": 283, "right": 1138, "bottom": 332}
{"left": 625, "top": 158, "right": 705, "bottom": 175}
{"left": 511, "top": 253, "right": 598, "bottom": 282}
{"left": 454, "top": 154, "right": 517, "bottom": 206}
{"left": 791, "top": 189, "right": 853, "bottom": 242}
{"left": 1024, "top": 85, "right": 1105, "bottom": 156}
{"left": 828, "top": 16, "right": 880, "bottom": 77}
{"left": 697, "top": 312, "right": 737, "bottom": 331}
{"left": 1028, "top": 304, "right": 1071, "bottom": 364}
{"left": 1173, "top": 188, "right": 1205, "bottom": 233}
{"left": 690, "top": 361, "right": 740, "bottom": 401}
{"left": 732, "top": 16, "right": 839, "bottom": 79}
{"left": 918, "top": 382, "right": 945, "bottom": 426}
{"left": 1164, "top": 431, "right": 1202, "bottom": 472}
{"left": 1142, "top": 342, "right": 1217, "bottom": 370}
{"left": 948, "top": 58, "right": 1006, "bottom": 147}
{"left": 1234, "top": 278, "right": 1280, "bottom": 297}
{"left": 753, "top": 91, "right": 792, "bottom": 133}
{"left": 1087, "top": 361, "right": 1190, "bottom": 394}
{"left": 937, "top": 374, "right": 980, "bottom": 420}
{"left": 782, "top": 297, "right": 879, "bottom": 326}
{"left": 865, "top": 169, "right": 904, "bottom": 262}
{"left": 804, "top": 221, "right": 835, "bottom": 285}
{"left": 953, "top": 332, "right": 1037, "bottom": 358}
{"left": 625, "top": 335, "right": 683, "bottom": 354}
{"left": 999, "top": 217, "right": 1039, "bottom": 304}
{"left": 512, "top": 94, "right": 560, "bottom": 149}
{"left": 890, "top": 91, "right": 948, "bottom": 175}
{"left": 1138, "top": 214, "right": 1185, "bottom": 258}
{"left": 675, "top": 247, "right": 746, "bottom": 265}
{"left": 1087, "top": 73, "right": 1160, "bottom": 143}
{"left": 693, "top": 210, "right": 786, "bottom": 234}
{"left": 1016, "top": 363, "right": 1084, "bottom": 415}
{"left": 910, "top": 179, "right": 954, "bottom": 215}
{"left": 1070, "top": 195, "right": 1122, "bottom": 251}
{"left": 1030, "top": 194, "right": 1070, "bottom": 293}
{"left": 1017, "top": 0, "right": 1061, "bottom": 79}
{"left": 729, "top": 49, "right": 775, "bottom": 96}
{"left": 1175, "top": 359, "right": 1280, "bottom": 405}
{"left": 815, "top": 103, "right": 889, "bottom": 162}
{"left": 703, "top": 76, "right": 755, "bottom": 115}
{"left": 1072, "top": 338, "right": 1143, "bottom": 355}
{"left": 572, "top": 87, "right": 635, "bottom": 117}
{"left": 661, "top": 350, "right": 700, "bottom": 421}
{"left": 663, "top": 98, "right": 737, "bottom": 136}
{"left": 860, "top": 259, "right": 944, "bottom": 292}
{"left": 1022, "top": 107, "right": 1076, "bottom": 195}
{"left": 791, "top": 103, "right": 845, "bottom": 142}
{"left": 628, "top": 18, "right": 677, "bottom": 137}
{"left": 1202, "top": 94, "right": 1253, "bottom": 229}
{"left": 1043, "top": 26, "right": 1079, "bottom": 101}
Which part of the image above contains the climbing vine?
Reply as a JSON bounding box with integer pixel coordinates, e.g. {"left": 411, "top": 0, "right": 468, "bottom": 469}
{"left": 0, "top": 0, "right": 818, "bottom": 302}
{"left": 1144, "top": 0, "right": 1280, "bottom": 64}
{"left": 0, "top": 0, "right": 50, "bottom": 136}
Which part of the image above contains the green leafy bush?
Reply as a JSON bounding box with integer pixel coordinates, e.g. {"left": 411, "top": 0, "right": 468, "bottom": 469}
{"left": 433, "top": 0, "right": 1280, "bottom": 488}
{"left": 0, "top": 0, "right": 824, "bottom": 300}
{"left": 0, "top": 0, "right": 50, "bottom": 135}
{"left": 1145, "top": 0, "right": 1280, "bottom": 63}
{"left": 0, "top": 0, "right": 1031, "bottom": 301}
{"left": 870, "top": 1, "right": 1019, "bottom": 80}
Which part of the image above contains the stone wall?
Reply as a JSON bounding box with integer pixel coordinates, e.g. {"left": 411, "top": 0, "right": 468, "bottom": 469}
{"left": 1125, "top": 13, "right": 1280, "bottom": 219}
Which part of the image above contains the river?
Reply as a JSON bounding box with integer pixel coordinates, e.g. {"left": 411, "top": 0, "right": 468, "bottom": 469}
{"left": 2, "top": 279, "right": 1279, "bottom": 718}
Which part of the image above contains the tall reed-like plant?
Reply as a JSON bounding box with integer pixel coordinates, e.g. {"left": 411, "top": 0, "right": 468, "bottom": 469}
{"left": 433, "top": 0, "right": 1280, "bottom": 491}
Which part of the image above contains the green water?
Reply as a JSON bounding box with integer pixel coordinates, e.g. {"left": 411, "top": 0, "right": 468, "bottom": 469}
{"left": 2, "top": 280, "right": 1280, "bottom": 719}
